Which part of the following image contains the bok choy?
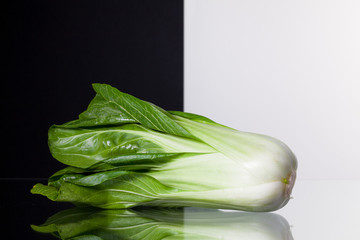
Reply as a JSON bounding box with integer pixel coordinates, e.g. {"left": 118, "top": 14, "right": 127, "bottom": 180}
{"left": 31, "top": 83, "right": 297, "bottom": 212}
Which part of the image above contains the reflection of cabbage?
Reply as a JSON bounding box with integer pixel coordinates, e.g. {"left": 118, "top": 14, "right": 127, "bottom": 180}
{"left": 31, "top": 207, "right": 293, "bottom": 240}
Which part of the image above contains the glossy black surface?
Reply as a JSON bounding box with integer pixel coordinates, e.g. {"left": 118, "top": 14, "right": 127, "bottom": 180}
{"left": 1, "top": 179, "right": 73, "bottom": 239}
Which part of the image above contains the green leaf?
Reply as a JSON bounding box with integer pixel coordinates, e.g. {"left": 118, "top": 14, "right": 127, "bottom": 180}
{"left": 86, "top": 152, "right": 183, "bottom": 171}
{"left": 60, "top": 83, "right": 194, "bottom": 139}
{"left": 169, "top": 111, "right": 234, "bottom": 129}
{"left": 48, "top": 123, "right": 212, "bottom": 169}
{"left": 48, "top": 169, "right": 133, "bottom": 189}
{"left": 62, "top": 94, "right": 138, "bottom": 128}
{"left": 93, "top": 84, "right": 191, "bottom": 136}
{"left": 31, "top": 183, "right": 59, "bottom": 201}
{"left": 48, "top": 124, "right": 166, "bottom": 168}
{"left": 169, "top": 111, "right": 218, "bottom": 124}
{"left": 47, "top": 166, "right": 91, "bottom": 188}
{"left": 64, "top": 170, "right": 132, "bottom": 187}
{"left": 50, "top": 166, "right": 89, "bottom": 178}
{"left": 32, "top": 172, "right": 179, "bottom": 209}
{"left": 30, "top": 223, "right": 58, "bottom": 235}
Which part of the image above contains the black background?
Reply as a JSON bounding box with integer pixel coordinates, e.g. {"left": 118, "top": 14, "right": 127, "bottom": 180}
{"left": 3, "top": 0, "right": 184, "bottom": 178}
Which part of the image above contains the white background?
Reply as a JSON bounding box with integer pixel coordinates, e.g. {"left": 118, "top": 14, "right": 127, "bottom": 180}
{"left": 184, "top": 0, "right": 360, "bottom": 180}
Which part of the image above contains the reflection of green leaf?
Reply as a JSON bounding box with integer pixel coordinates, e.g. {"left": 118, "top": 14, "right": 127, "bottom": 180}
{"left": 32, "top": 207, "right": 182, "bottom": 240}
{"left": 31, "top": 207, "right": 293, "bottom": 240}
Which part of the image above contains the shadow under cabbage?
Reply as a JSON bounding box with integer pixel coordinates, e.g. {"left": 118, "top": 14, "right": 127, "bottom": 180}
{"left": 31, "top": 207, "right": 293, "bottom": 240}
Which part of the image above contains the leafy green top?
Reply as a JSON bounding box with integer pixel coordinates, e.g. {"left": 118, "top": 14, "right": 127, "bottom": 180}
{"left": 62, "top": 83, "right": 194, "bottom": 139}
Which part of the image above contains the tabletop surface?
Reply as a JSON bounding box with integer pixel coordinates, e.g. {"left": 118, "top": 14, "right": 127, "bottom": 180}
{"left": 2, "top": 179, "right": 360, "bottom": 239}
